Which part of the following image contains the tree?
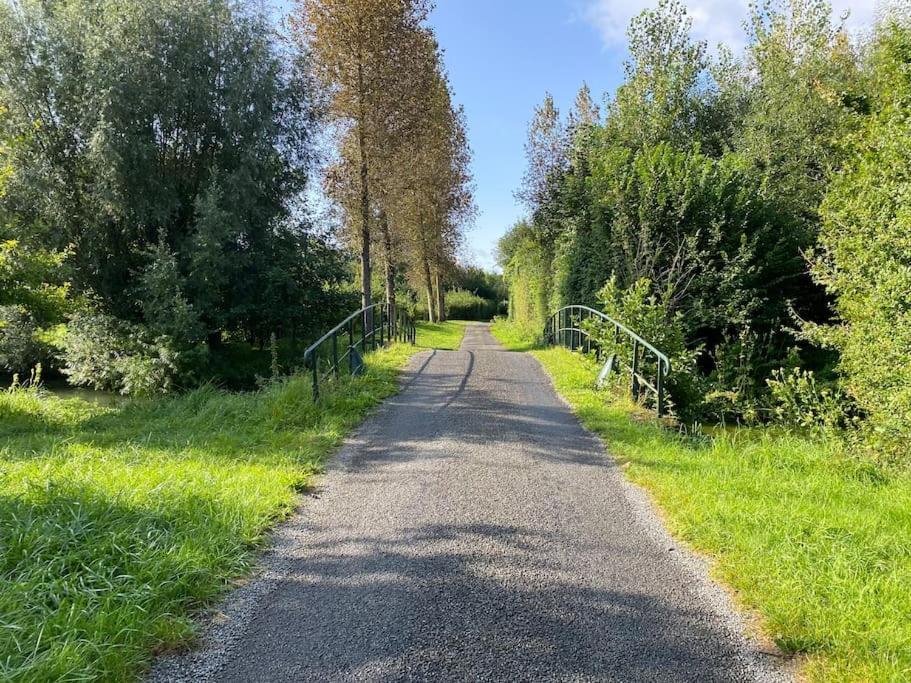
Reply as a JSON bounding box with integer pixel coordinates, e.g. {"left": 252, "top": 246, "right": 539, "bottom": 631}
{"left": 516, "top": 94, "right": 566, "bottom": 214}
{"left": 293, "top": 0, "right": 431, "bottom": 311}
{"left": 0, "top": 0, "right": 320, "bottom": 340}
{"left": 810, "top": 20, "right": 911, "bottom": 459}
{"left": 606, "top": 0, "right": 707, "bottom": 150}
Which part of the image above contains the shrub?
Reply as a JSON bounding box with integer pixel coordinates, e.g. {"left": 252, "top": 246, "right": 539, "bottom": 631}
{"left": 60, "top": 313, "right": 181, "bottom": 395}
{"left": 809, "top": 24, "right": 911, "bottom": 461}
{"left": 584, "top": 277, "right": 703, "bottom": 419}
{"left": 767, "top": 367, "right": 858, "bottom": 432}
{"left": 0, "top": 305, "right": 39, "bottom": 373}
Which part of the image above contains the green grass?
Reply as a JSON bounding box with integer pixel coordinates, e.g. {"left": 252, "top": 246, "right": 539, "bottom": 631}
{"left": 487, "top": 318, "right": 539, "bottom": 352}
{"left": 415, "top": 319, "right": 469, "bottom": 351}
{"left": 0, "top": 341, "right": 424, "bottom": 682}
{"left": 490, "top": 319, "right": 911, "bottom": 683}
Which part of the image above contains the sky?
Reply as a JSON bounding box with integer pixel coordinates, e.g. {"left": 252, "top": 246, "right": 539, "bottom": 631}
{"left": 277, "top": 0, "right": 880, "bottom": 271}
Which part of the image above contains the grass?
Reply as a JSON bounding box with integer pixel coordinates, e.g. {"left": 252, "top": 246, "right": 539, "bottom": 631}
{"left": 414, "top": 319, "right": 469, "bottom": 351}
{"left": 0, "top": 339, "right": 427, "bottom": 682}
{"left": 490, "top": 319, "right": 911, "bottom": 683}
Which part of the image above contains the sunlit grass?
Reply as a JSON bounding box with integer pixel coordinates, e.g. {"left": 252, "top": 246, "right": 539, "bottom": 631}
{"left": 415, "top": 319, "right": 469, "bottom": 351}
{"left": 489, "top": 318, "right": 542, "bottom": 352}
{"left": 491, "top": 320, "right": 911, "bottom": 683}
{"left": 0, "top": 342, "right": 419, "bottom": 682}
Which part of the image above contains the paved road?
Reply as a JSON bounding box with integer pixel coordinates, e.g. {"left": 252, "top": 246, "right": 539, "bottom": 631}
{"left": 150, "top": 323, "right": 790, "bottom": 683}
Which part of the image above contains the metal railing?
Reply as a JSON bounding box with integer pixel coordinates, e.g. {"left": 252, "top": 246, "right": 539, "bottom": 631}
{"left": 545, "top": 305, "right": 671, "bottom": 417}
{"left": 304, "top": 303, "right": 416, "bottom": 400}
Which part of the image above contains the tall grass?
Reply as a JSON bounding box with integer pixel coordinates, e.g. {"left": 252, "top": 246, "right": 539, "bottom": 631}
{"left": 0, "top": 342, "right": 417, "bottom": 681}
{"left": 491, "top": 320, "right": 911, "bottom": 683}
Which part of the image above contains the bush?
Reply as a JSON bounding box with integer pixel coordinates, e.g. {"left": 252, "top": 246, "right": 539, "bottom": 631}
{"left": 60, "top": 313, "right": 182, "bottom": 395}
{"left": 767, "top": 367, "right": 858, "bottom": 432}
{"left": 584, "top": 277, "right": 703, "bottom": 420}
{"left": 0, "top": 305, "right": 39, "bottom": 373}
{"left": 809, "top": 25, "right": 911, "bottom": 461}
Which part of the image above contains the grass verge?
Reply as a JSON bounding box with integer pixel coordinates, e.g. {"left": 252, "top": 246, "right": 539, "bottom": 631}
{"left": 415, "top": 319, "right": 469, "bottom": 351}
{"left": 490, "top": 319, "right": 911, "bottom": 683}
{"left": 0, "top": 341, "right": 420, "bottom": 682}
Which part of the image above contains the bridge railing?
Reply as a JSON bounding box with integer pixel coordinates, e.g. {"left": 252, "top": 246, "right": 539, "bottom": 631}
{"left": 545, "top": 305, "right": 671, "bottom": 417}
{"left": 304, "top": 303, "right": 416, "bottom": 400}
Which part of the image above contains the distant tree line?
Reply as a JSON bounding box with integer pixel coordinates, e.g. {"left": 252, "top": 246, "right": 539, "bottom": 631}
{"left": 0, "top": 0, "right": 474, "bottom": 393}
{"left": 499, "top": 0, "right": 911, "bottom": 461}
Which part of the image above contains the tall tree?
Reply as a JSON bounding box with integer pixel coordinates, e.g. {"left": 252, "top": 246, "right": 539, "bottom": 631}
{"left": 516, "top": 93, "right": 566, "bottom": 214}
{"left": 0, "top": 0, "right": 320, "bottom": 345}
{"left": 810, "top": 20, "right": 911, "bottom": 458}
{"left": 293, "top": 0, "right": 431, "bottom": 310}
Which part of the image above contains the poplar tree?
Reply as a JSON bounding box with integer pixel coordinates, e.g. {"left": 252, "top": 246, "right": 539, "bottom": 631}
{"left": 293, "top": 0, "right": 431, "bottom": 310}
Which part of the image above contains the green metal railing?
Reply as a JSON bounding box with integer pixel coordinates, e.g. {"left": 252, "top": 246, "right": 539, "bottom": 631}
{"left": 304, "top": 303, "right": 416, "bottom": 400}
{"left": 545, "top": 305, "right": 671, "bottom": 417}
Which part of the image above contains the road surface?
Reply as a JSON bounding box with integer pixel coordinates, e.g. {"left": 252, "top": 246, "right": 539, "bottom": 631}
{"left": 150, "top": 323, "right": 790, "bottom": 683}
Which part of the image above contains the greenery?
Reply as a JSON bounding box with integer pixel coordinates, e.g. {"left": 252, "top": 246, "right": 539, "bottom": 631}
{"left": 808, "top": 23, "right": 911, "bottom": 462}
{"left": 491, "top": 320, "right": 911, "bottom": 683}
{"left": 443, "top": 290, "right": 497, "bottom": 321}
{"left": 0, "top": 336, "right": 427, "bottom": 681}
{"left": 0, "top": 0, "right": 352, "bottom": 391}
{"left": 498, "top": 0, "right": 911, "bottom": 462}
{"left": 415, "top": 320, "right": 468, "bottom": 351}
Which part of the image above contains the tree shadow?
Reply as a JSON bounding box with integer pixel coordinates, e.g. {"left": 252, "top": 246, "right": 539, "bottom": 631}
{"left": 214, "top": 521, "right": 756, "bottom": 682}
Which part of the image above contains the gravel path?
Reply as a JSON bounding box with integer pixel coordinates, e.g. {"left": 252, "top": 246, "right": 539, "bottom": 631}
{"left": 149, "top": 323, "right": 792, "bottom": 683}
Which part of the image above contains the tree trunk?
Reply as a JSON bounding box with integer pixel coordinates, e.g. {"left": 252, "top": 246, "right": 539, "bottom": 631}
{"left": 379, "top": 210, "right": 397, "bottom": 334}
{"left": 356, "top": 62, "right": 372, "bottom": 313}
{"left": 434, "top": 270, "right": 446, "bottom": 322}
{"left": 379, "top": 211, "right": 396, "bottom": 309}
{"left": 422, "top": 253, "right": 436, "bottom": 323}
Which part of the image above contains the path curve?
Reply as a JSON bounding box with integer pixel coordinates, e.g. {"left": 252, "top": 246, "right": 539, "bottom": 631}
{"left": 150, "top": 323, "right": 791, "bottom": 683}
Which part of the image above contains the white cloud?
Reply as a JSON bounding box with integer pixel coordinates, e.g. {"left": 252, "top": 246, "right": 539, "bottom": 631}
{"left": 580, "top": 0, "right": 879, "bottom": 53}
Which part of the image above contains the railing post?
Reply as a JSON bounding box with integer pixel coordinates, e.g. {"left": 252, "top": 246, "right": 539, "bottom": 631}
{"left": 332, "top": 333, "right": 339, "bottom": 378}
{"left": 348, "top": 319, "right": 355, "bottom": 374}
{"left": 379, "top": 306, "right": 384, "bottom": 347}
{"left": 569, "top": 309, "right": 575, "bottom": 351}
{"left": 657, "top": 360, "right": 665, "bottom": 417}
{"left": 584, "top": 310, "right": 590, "bottom": 355}
{"left": 631, "top": 339, "right": 640, "bottom": 401}
{"left": 311, "top": 353, "right": 319, "bottom": 401}
{"left": 361, "top": 310, "right": 366, "bottom": 352}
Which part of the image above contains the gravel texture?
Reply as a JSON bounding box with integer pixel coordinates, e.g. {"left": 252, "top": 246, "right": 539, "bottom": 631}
{"left": 148, "top": 323, "right": 793, "bottom": 683}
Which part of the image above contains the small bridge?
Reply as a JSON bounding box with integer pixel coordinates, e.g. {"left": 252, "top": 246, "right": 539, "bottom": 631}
{"left": 304, "top": 303, "right": 416, "bottom": 399}
{"left": 546, "top": 306, "right": 671, "bottom": 417}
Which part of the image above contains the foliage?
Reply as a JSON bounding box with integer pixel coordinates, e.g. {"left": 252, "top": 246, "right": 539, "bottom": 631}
{"left": 452, "top": 265, "right": 507, "bottom": 306}
{"left": 0, "top": 305, "right": 38, "bottom": 372}
{"left": 767, "top": 367, "right": 857, "bottom": 431}
{"left": 497, "top": 221, "right": 550, "bottom": 338}
{"left": 0, "top": 0, "right": 337, "bottom": 352}
{"left": 0, "top": 240, "right": 70, "bottom": 371}
{"left": 499, "top": 0, "right": 870, "bottom": 423}
{"left": 0, "top": 340, "right": 419, "bottom": 681}
{"left": 587, "top": 277, "right": 702, "bottom": 418}
{"left": 295, "top": 0, "right": 473, "bottom": 322}
{"left": 443, "top": 289, "right": 498, "bottom": 322}
{"left": 59, "top": 313, "right": 183, "bottom": 396}
{"left": 506, "top": 341, "right": 911, "bottom": 683}
{"left": 809, "top": 22, "right": 911, "bottom": 462}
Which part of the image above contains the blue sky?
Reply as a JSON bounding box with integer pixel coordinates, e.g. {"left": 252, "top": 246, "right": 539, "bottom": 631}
{"left": 427, "top": 1, "right": 624, "bottom": 270}
{"left": 277, "top": 0, "right": 879, "bottom": 271}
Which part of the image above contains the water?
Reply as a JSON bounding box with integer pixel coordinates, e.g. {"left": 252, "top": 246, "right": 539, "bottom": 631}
{"left": 2, "top": 375, "right": 125, "bottom": 408}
